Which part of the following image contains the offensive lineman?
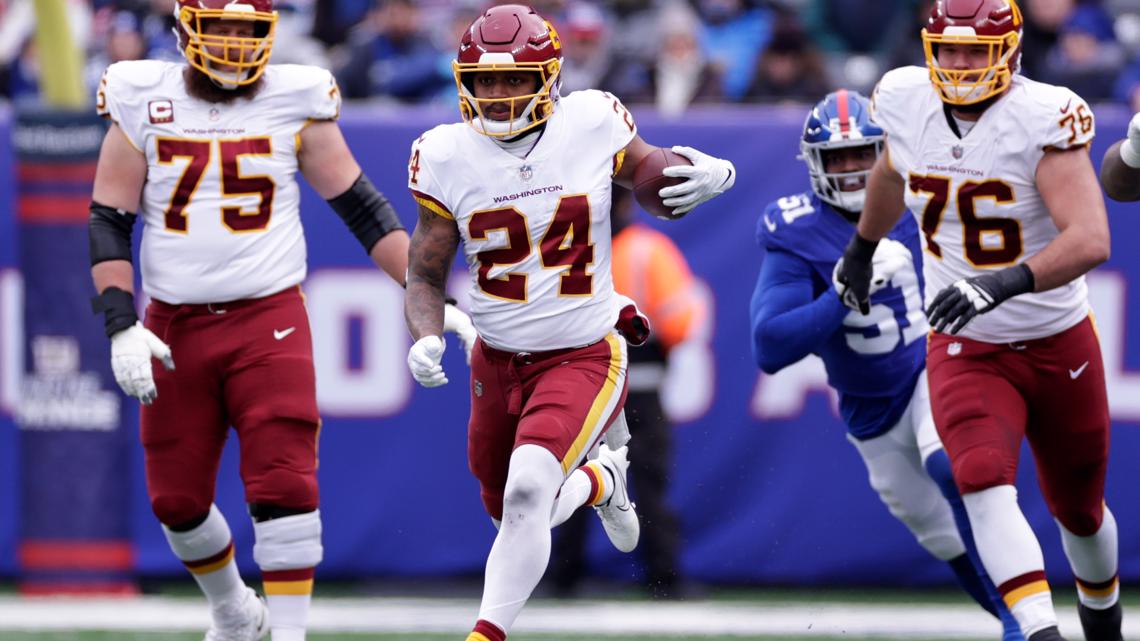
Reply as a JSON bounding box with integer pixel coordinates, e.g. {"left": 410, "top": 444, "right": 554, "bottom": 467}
{"left": 88, "top": 0, "right": 474, "bottom": 639}
{"left": 403, "top": 6, "right": 735, "bottom": 641}
{"left": 751, "top": 89, "right": 1021, "bottom": 641}
{"left": 834, "top": 1, "right": 1120, "bottom": 640}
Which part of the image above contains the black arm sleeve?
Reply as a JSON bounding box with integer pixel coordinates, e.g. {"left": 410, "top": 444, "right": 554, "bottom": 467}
{"left": 91, "top": 286, "right": 138, "bottom": 337}
{"left": 327, "top": 173, "right": 405, "bottom": 254}
{"left": 89, "top": 201, "right": 138, "bottom": 266}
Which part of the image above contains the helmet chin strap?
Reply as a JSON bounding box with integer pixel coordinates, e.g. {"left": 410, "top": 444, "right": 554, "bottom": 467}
{"left": 203, "top": 59, "right": 247, "bottom": 90}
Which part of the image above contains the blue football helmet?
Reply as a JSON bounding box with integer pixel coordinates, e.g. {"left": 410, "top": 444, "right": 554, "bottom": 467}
{"left": 799, "top": 89, "right": 884, "bottom": 214}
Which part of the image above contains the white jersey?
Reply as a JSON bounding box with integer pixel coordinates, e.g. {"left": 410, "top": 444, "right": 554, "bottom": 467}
{"left": 872, "top": 66, "right": 1094, "bottom": 343}
{"left": 409, "top": 90, "right": 637, "bottom": 352}
{"left": 97, "top": 60, "right": 341, "bottom": 304}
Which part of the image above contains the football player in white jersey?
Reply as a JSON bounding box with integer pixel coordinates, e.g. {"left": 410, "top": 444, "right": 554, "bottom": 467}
{"left": 833, "top": 2, "right": 1119, "bottom": 640}
{"left": 402, "top": 6, "right": 734, "bottom": 641}
{"left": 87, "top": 0, "right": 474, "bottom": 639}
{"left": 1099, "top": 112, "right": 1140, "bottom": 202}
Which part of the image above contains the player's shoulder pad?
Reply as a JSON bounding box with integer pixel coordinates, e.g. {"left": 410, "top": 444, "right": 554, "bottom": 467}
{"left": 871, "top": 66, "right": 929, "bottom": 130}
{"left": 756, "top": 191, "right": 820, "bottom": 250}
{"left": 97, "top": 60, "right": 177, "bottom": 121}
{"left": 561, "top": 89, "right": 627, "bottom": 131}
{"left": 261, "top": 64, "right": 341, "bottom": 120}
{"left": 412, "top": 123, "right": 467, "bottom": 165}
{"left": 102, "top": 59, "right": 174, "bottom": 92}
{"left": 1012, "top": 76, "right": 1095, "bottom": 150}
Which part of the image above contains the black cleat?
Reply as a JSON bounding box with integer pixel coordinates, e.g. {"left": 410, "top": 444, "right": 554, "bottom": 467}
{"left": 1027, "top": 626, "right": 1067, "bottom": 641}
{"left": 1079, "top": 601, "right": 1124, "bottom": 641}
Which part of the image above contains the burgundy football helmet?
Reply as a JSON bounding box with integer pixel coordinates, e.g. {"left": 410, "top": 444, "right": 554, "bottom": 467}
{"left": 175, "top": 0, "right": 278, "bottom": 89}
{"left": 453, "top": 4, "right": 563, "bottom": 137}
{"left": 921, "top": 0, "right": 1023, "bottom": 105}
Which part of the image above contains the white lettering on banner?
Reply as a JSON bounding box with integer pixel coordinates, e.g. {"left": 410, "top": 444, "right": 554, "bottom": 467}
{"left": 305, "top": 270, "right": 411, "bottom": 417}
{"left": 0, "top": 269, "right": 22, "bottom": 415}
{"left": 19, "top": 335, "right": 120, "bottom": 431}
{"left": 661, "top": 280, "right": 716, "bottom": 422}
{"left": 1088, "top": 272, "right": 1140, "bottom": 421}
{"left": 750, "top": 354, "right": 839, "bottom": 420}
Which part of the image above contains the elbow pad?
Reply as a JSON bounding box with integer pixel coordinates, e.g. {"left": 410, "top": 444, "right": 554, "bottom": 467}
{"left": 327, "top": 174, "right": 405, "bottom": 254}
{"left": 89, "top": 201, "right": 137, "bottom": 266}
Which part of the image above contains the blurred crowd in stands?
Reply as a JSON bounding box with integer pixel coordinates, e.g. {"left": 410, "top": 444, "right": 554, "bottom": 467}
{"left": 1, "top": 0, "right": 1138, "bottom": 113}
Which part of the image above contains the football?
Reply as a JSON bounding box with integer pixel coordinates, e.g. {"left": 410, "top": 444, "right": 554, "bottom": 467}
{"left": 633, "top": 148, "right": 693, "bottom": 220}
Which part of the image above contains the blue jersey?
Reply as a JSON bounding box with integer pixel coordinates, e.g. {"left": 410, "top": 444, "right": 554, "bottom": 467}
{"left": 749, "top": 192, "right": 927, "bottom": 439}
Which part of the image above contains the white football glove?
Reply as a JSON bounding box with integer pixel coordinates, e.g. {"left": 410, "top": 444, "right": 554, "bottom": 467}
{"left": 407, "top": 335, "right": 447, "bottom": 387}
{"left": 832, "top": 238, "right": 912, "bottom": 302}
{"left": 110, "top": 321, "right": 175, "bottom": 405}
{"left": 1121, "top": 112, "right": 1140, "bottom": 168}
{"left": 443, "top": 302, "right": 478, "bottom": 365}
{"left": 868, "top": 238, "right": 913, "bottom": 295}
{"left": 658, "top": 145, "right": 736, "bottom": 216}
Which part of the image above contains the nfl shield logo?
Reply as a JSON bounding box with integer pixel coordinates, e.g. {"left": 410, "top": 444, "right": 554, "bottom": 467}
{"left": 474, "top": 380, "right": 484, "bottom": 397}
{"left": 948, "top": 342, "right": 962, "bottom": 356}
{"left": 951, "top": 145, "right": 964, "bottom": 159}
{"left": 518, "top": 164, "right": 533, "bottom": 182}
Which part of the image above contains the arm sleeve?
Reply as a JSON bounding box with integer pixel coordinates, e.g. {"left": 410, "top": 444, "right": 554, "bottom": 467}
{"left": 749, "top": 249, "right": 849, "bottom": 374}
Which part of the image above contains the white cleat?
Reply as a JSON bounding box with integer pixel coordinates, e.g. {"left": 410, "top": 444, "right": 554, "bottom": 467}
{"left": 594, "top": 444, "right": 640, "bottom": 553}
{"left": 204, "top": 586, "right": 269, "bottom": 641}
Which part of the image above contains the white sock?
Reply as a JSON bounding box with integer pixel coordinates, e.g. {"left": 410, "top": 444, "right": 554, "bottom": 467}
{"left": 478, "top": 444, "right": 563, "bottom": 634}
{"left": 963, "top": 485, "right": 1057, "bottom": 637}
{"left": 254, "top": 511, "right": 323, "bottom": 641}
{"left": 162, "top": 504, "right": 246, "bottom": 609}
{"left": 550, "top": 463, "right": 606, "bottom": 528}
{"left": 1059, "top": 506, "right": 1120, "bottom": 609}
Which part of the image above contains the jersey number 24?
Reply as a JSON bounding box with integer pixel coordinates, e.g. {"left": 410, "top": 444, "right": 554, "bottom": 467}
{"left": 468, "top": 195, "right": 593, "bottom": 303}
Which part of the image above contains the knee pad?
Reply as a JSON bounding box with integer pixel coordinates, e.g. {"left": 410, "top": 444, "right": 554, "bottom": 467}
{"left": 247, "top": 466, "right": 318, "bottom": 512}
{"left": 151, "top": 493, "right": 212, "bottom": 528}
{"left": 253, "top": 509, "right": 323, "bottom": 571}
{"left": 162, "top": 504, "right": 232, "bottom": 562}
{"left": 952, "top": 447, "right": 1013, "bottom": 494}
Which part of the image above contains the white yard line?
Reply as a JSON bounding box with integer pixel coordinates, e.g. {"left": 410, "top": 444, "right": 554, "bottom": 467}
{"left": 0, "top": 596, "right": 1123, "bottom": 638}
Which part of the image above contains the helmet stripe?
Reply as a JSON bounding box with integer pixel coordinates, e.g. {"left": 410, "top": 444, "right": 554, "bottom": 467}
{"left": 836, "top": 88, "right": 850, "bottom": 136}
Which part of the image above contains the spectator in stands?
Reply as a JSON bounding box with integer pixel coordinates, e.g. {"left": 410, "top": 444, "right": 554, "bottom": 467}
{"left": 1039, "top": 4, "right": 1126, "bottom": 101}
{"left": 1115, "top": 59, "right": 1140, "bottom": 110}
{"left": 804, "top": 0, "right": 916, "bottom": 92}
{"left": 85, "top": 11, "right": 147, "bottom": 94}
{"left": 559, "top": 2, "right": 614, "bottom": 94}
{"left": 689, "top": 0, "right": 773, "bottom": 101}
{"left": 1020, "top": 0, "right": 1074, "bottom": 79}
{"left": 335, "top": 0, "right": 450, "bottom": 101}
{"left": 312, "top": 0, "right": 374, "bottom": 49}
{"left": 652, "top": 6, "right": 723, "bottom": 116}
{"left": 744, "top": 11, "right": 830, "bottom": 103}
{"left": 595, "top": 0, "right": 660, "bottom": 100}
{"left": 0, "top": 0, "right": 91, "bottom": 101}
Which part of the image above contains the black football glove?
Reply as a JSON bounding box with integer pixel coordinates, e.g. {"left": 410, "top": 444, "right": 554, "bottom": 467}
{"left": 926, "top": 264, "right": 1035, "bottom": 335}
{"left": 832, "top": 233, "right": 879, "bottom": 315}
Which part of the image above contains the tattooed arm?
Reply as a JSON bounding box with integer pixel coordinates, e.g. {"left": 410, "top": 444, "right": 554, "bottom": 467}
{"left": 405, "top": 204, "right": 461, "bottom": 340}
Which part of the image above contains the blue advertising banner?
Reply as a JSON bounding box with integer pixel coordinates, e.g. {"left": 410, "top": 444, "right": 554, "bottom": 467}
{"left": 3, "top": 104, "right": 1139, "bottom": 587}
{"left": 0, "top": 106, "right": 19, "bottom": 578}
{"left": 14, "top": 108, "right": 135, "bottom": 593}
